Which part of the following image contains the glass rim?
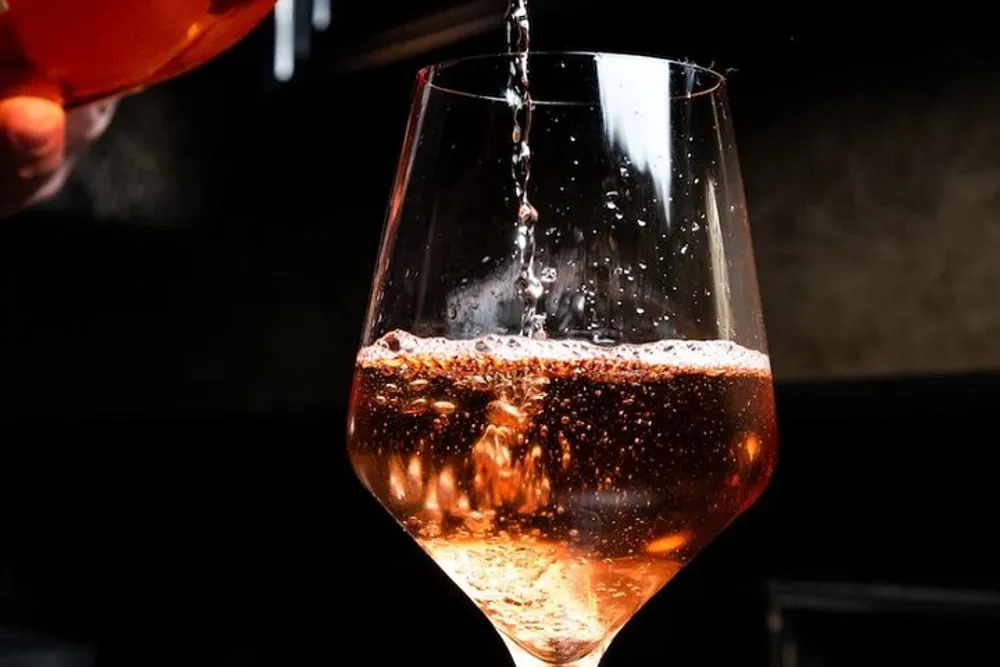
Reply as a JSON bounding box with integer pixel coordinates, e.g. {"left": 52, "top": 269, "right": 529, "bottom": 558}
{"left": 417, "top": 51, "right": 726, "bottom": 107}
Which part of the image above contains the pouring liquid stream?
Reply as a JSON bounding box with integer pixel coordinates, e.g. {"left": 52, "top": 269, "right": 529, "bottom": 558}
{"left": 506, "top": 0, "right": 552, "bottom": 338}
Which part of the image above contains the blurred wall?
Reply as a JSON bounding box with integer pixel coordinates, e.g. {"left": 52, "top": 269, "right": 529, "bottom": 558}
{"left": 743, "top": 57, "right": 1000, "bottom": 380}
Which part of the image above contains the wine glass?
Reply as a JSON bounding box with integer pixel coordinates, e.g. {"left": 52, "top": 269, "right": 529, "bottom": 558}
{"left": 347, "top": 52, "right": 777, "bottom": 667}
{"left": 0, "top": 0, "right": 275, "bottom": 108}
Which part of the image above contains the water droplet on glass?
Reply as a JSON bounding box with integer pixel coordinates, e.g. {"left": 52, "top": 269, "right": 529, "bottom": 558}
{"left": 605, "top": 190, "right": 620, "bottom": 212}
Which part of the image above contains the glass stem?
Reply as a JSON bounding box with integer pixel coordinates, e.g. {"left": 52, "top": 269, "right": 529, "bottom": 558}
{"left": 501, "top": 634, "right": 608, "bottom": 667}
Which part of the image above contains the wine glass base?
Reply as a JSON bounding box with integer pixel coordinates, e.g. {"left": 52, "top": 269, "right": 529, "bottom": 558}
{"left": 501, "top": 633, "right": 612, "bottom": 667}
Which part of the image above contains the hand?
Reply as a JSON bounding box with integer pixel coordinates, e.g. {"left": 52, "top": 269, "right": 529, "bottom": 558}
{"left": 0, "top": 96, "right": 117, "bottom": 218}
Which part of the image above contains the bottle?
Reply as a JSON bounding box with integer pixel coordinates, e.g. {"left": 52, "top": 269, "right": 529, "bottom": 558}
{"left": 0, "top": 0, "right": 275, "bottom": 108}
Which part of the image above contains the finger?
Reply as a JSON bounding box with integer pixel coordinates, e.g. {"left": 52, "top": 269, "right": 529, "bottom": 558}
{"left": 0, "top": 96, "right": 67, "bottom": 218}
{"left": 14, "top": 159, "right": 74, "bottom": 214}
{"left": 65, "top": 97, "right": 117, "bottom": 157}
{"left": 0, "top": 96, "right": 65, "bottom": 178}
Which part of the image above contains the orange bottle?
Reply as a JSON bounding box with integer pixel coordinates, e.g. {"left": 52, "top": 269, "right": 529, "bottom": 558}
{"left": 0, "top": 0, "right": 276, "bottom": 108}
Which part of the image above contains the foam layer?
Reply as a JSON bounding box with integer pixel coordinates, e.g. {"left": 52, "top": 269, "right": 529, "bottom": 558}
{"left": 357, "top": 330, "right": 771, "bottom": 378}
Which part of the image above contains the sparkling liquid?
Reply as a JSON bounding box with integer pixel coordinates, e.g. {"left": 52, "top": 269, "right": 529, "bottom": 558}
{"left": 348, "top": 331, "right": 777, "bottom": 664}
{"left": 0, "top": 0, "right": 274, "bottom": 107}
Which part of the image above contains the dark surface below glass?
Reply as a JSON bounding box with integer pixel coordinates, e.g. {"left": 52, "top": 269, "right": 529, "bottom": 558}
{"left": 768, "top": 581, "right": 1000, "bottom": 667}
{"left": 0, "top": 628, "right": 92, "bottom": 667}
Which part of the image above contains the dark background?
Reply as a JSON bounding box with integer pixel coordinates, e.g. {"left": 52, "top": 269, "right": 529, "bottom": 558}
{"left": 1, "top": 3, "right": 999, "bottom": 665}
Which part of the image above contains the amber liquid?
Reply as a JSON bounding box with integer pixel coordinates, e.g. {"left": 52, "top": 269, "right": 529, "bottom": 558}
{"left": 348, "top": 331, "right": 777, "bottom": 664}
{"left": 0, "top": 0, "right": 274, "bottom": 108}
